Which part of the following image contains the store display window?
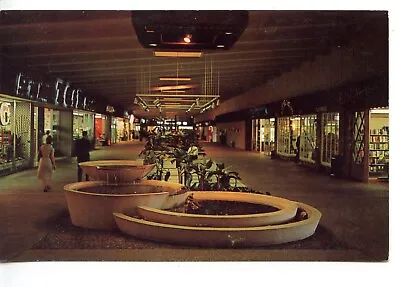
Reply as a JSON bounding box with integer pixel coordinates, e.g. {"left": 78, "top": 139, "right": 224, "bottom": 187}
{"left": 369, "top": 108, "right": 389, "bottom": 178}
{"left": 0, "top": 99, "right": 32, "bottom": 174}
{"left": 277, "top": 117, "right": 300, "bottom": 156}
{"left": 321, "top": 113, "right": 340, "bottom": 166}
{"left": 44, "top": 108, "right": 60, "bottom": 153}
{"left": 252, "top": 118, "right": 275, "bottom": 154}
{"left": 95, "top": 114, "right": 110, "bottom": 146}
{"left": 73, "top": 111, "right": 94, "bottom": 140}
{"left": 300, "top": 114, "right": 317, "bottom": 162}
{"left": 0, "top": 101, "right": 13, "bottom": 171}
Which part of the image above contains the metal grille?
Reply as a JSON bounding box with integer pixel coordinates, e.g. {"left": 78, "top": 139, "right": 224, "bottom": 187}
{"left": 14, "top": 101, "right": 32, "bottom": 169}
{"left": 352, "top": 111, "right": 365, "bottom": 164}
{"left": 321, "top": 113, "right": 340, "bottom": 165}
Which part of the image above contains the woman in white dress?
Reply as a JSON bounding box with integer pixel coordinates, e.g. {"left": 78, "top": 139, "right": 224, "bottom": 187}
{"left": 37, "top": 136, "right": 56, "bottom": 192}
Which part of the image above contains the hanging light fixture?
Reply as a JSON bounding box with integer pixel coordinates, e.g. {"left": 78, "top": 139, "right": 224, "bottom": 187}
{"left": 183, "top": 34, "right": 192, "bottom": 43}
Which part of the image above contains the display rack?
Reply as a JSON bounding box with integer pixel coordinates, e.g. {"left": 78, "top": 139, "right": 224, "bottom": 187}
{"left": 369, "top": 127, "right": 389, "bottom": 177}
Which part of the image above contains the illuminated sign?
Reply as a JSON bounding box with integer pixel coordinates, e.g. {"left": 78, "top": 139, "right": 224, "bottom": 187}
{"left": 14, "top": 73, "right": 92, "bottom": 111}
{"left": 106, "top": 105, "right": 115, "bottom": 113}
{"left": 0, "top": 103, "right": 11, "bottom": 126}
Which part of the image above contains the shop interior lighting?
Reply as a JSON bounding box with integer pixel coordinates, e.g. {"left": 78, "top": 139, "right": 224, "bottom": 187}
{"left": 217, "top": 45, "right": 225, "bottom": 48}
{"left": 154, "top": 51, "right": 203, "bottom": 58}
{"left": 370, "top": 108, "right": 389, "bottom": 114}
{"left": 149, "top": 43, "right": 157, "bottom": 47}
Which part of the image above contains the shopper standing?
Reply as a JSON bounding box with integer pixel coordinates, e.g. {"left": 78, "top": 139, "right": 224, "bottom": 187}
{"left": 37, "top": 136, "right": 56, "bottom": 192}
{"left": 75, "top": 130, "right": 91, "bottom": 182}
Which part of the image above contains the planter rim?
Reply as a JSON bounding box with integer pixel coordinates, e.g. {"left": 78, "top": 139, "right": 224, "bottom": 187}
{"left": 64, "top": 181, "right": 171, "bottom": 197}
{"left": 137, "top": 192, "right": 297, "bottom": 219}
{"left": 114, "top": 201, "right": 321, "bottom": 231}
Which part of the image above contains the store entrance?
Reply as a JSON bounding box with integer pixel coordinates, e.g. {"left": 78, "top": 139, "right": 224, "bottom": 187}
{"left": 368, "top": 108, "right": 389, "bottom": 182}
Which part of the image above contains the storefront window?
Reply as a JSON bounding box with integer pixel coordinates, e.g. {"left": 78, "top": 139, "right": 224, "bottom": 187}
{"left": 0, "top": 98, "right": 32, "bottom": 174}
{"left": 95, "top": 114, "right": 110, "bottom": 146}
{"left": 300, "top": 115, "right": 317, "bottom": 162}
{"left": 277, "top": 117, "right": 300, "bottom": 156}
{"left": 0, "top": 100, "right": 14, "bottom": 173}
{"left": 252, "top": 118, "right": 275, "bottom": 154}
{"left": 44, "top": 108, "right": 60, "bottom": 154}
{"left": 73, "top": 110, "right": 94, "bottom": 140}
{"left": 321, "top": 113, "right": 340, "bottom": 165}
{"left": 277, "top": 117, "right": 291, "bottom": 155}
{"left": 111, "top": 117, "right": 117, "bottom": 144}
{"left": 369, "top": 108, "right": 389, "bottom": 177}
{"left": 117, "top": 118, "right": 125, "bottom": 141}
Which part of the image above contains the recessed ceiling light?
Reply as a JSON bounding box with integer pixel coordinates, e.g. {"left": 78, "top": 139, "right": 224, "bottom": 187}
{"left": 217, "top": 45, "right": 225, "bottom": 48}
{"left": 225, "top": 32, "right": 233, "bottom": 35}
{"left": 149, "top": 43, "right": 157, "bottom": 47}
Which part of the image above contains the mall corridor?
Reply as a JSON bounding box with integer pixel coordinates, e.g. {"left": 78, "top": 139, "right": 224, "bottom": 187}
{"left": 0, "top": 141, "right": 389, "bottom": 262}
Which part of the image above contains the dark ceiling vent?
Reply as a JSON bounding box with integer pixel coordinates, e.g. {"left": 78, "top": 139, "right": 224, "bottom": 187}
{"left": 131, "top": 10, "right": 249, "bottom": 51}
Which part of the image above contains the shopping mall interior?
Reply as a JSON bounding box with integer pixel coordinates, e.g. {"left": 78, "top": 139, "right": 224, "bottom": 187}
{"left": 0, "top": 6, "right": 395, "bottom": 286}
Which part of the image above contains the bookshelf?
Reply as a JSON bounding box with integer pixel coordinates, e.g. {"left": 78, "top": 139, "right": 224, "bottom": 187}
{"left": 369, "top": 127, "right": 389, "bottom": 176}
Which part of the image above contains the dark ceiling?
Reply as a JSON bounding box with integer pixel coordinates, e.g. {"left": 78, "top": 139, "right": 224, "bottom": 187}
{"left": 0, "top": 10, "right": 378, "bottom": 119}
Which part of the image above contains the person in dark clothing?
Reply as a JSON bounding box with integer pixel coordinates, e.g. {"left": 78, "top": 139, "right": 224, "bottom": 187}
{"left": 75, "top": 131, "right": 91, "bottom": 181}
{"left": 295, "top": 135, "right": 301, "bottom": 163}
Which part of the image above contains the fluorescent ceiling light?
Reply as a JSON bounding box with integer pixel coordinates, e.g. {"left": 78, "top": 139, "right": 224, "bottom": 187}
{"left": 154, "top": 51, "right": 203, "bottom": 58}
{"left": 163, "top": 97, "right": 183, "bottom": 101}
{"left": 149, "top": 43, "right": 157, "bottom": 47}
{"left": 152, "top": 84, "right": 195, "bottom": 91}
{"left": 217, "top": 45, "right": 225, "bottom": 48}
{"left": 159, "top": 77, "right": 191, "bottom": 81}
{"left": 162, "top": 90, "right": 186, "bottom": 93}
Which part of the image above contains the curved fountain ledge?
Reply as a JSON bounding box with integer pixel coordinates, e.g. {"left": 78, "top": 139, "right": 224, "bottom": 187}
{"left": 136, "top": 192, "right": 298, "bottom": 227}
{"left": 113, "top": 191, "right": 322, "bottom": 247}
{"left": 79, "top": 160, "right": 155, "bottom": 182}
{"left": 64, "top": 180, "right": 187, "bottom": 230}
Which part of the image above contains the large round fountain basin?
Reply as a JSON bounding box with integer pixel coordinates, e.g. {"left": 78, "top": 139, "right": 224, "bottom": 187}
{"left": 64, "top": 180, "right": 186, "bottom": 230}
{"left": 113, "top": 191, "right": 322, "bottom": 247}
{"left": 78, "top": 160, "right": 155, "bottom": 182}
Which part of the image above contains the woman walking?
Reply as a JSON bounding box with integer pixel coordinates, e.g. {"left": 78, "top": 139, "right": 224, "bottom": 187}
{"left": 37, "top": 136, "right": 56, "bottom": 192}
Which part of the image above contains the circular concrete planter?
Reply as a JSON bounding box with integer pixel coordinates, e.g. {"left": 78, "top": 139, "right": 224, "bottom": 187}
{"left": 113, "top": 192, "right": 322, "bottom": 247}
{"left": 78, "top": 160, "right": 155, "bottom": 182}
{"left": 64, "top": 181, "right": 181, "bottom": 230}
{"left": 136, "top": 192, "right": 298, "bottom": 227}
